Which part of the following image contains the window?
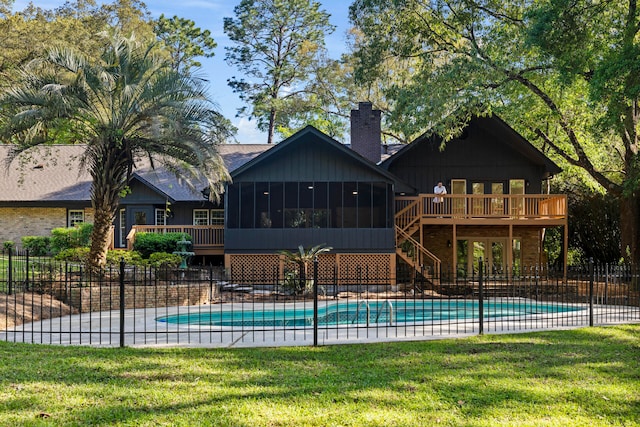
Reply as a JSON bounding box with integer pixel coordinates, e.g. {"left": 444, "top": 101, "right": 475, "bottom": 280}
{"left": 119, "top": 209, "right": 126, "bottom": 247}
{"left": 210, "top": 209, "right": 224, "bottom": 225}
{"left": 155, "top": 209, "right": 167, "bottom": 226}
{"left": 313, "top": 182, "right": 328, "bottom": 228}
{"left": 510, "top": 179, "right": 525, "bottom": 216}
{"left": 227, "top": 184, "right": 239, "bottom": 228}
{"left": 68, "top": 210, "right": 84, "bottom": 227}
{"left": 509, "top": 179, "right": 525, "bottom": 195}
{"left": 255, "top": 182, "right": 270, "bottom": 228}
{"left": 193, "top": 209, "right": 209, "bottom": 226}
{"left": 240, "top": 182, "right": 254, "bottom": 228}
{"left": 135, "top": 212, "right": 147, "bottom": 225}
{"left": 226, "top": 181, "right": 391, "bottom": 229}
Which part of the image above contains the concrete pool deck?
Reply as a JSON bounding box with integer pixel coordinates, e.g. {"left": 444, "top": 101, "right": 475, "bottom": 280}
{"left": 2, "top": 300, "right": 639, "bottom": 348}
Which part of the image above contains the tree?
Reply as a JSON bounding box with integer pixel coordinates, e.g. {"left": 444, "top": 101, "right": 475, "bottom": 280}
{"left": 0, "top": 0, "right": 155, "bottom": 88}
{"left": 350, "top": 0, "right": 640, "bottom": 263}
{"left": 0, "top": 33, "right": 229, "bottom": 267}
{"left": 224, "top": 0, "right": 335, "bottom": 144}
{"left": 154, "top": 14, "right": 217, "bottom": 74}
{"left": 279, "top": 244, "right": 332, "bottom": 294}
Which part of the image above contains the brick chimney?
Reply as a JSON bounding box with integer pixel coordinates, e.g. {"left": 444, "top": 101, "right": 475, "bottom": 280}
{"left": 350, "top": 102, "right": 381, "bottom": 164}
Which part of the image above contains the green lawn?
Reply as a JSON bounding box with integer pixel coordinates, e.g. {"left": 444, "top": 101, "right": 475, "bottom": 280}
{"left": 0, "top": 325, "right": 638, "bottom": 426}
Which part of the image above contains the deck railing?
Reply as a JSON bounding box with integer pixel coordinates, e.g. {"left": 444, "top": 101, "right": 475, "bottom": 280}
{"left": 396, "top": 194, "right": 567, "bottom": 221}
{"left": 127, "top": 225, "right": 224, "bottom": 250}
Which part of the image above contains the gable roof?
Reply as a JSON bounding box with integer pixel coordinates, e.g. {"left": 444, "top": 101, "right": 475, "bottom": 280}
{"left": 380, "top": 115, "right": 562, "bottom": 176}
{"left": 231, "top": 125, "right": 401, "bottom": 184}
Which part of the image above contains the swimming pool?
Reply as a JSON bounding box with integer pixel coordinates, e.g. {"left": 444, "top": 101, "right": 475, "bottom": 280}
{"left": 156, "top": 299, "right": 585, "bottom": 328}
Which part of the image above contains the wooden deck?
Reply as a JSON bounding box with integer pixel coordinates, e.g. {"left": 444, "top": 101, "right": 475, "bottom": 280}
{"left": 127, "top": 225, "right": 224, "bottom": 255}
{"left": 396, "top": 194, "right": 567, "bottom": 226}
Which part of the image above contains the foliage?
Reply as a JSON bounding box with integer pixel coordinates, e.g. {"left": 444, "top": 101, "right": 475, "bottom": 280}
{"left": 105, "top": 249, "right": 144, "bottom": 266}
{"left": 154, "top": 14, "right": 216, "bottom": 74}
{"left": 133, "top": 233, "right": 192, "bottom": 259}
{"left": 54, "top": 248, "right": 144, "bottom": 265}
{"left": 147, "top": 252, "right": 182, "bottom": 268}
{"left": 278, "top": 243, "right": 332, "bottom": 294}
{"left": 20, "top": 236, "right": 51, "bottom": 256}
{"left": 0, "top": 32, "right": 230, "bottom": 268}
{"left": 0, "top": 0, "right": 155, "bottom": 88}
{"left": 349, "top": 0, "right": 640, "bottom": 262}
{"left": 54, "top": 247, "right": 90, "bottom": 263}
{"left": 49, "top": 223, "right": 93, "bottom": 255}
{"left": 568, "top": 193, "right": 620, "bottom": 265}
{"left": 2, "top": 240, "right": 15, "bottom": 252}
{"left": 0, "top": 326, "right": 639, "bottom": 425}
{"left": 224, "top": 0, "right": 335, "bottom": 144}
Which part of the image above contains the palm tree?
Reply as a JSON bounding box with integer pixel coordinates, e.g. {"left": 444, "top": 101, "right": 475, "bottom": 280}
{"left": 279, "top": 244, "right": 332, "bottom": 294}
{"left": 0, "top": 33, "right": 230, "bottom": 268}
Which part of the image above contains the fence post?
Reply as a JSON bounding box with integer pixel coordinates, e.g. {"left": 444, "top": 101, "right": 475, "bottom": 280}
{"left": 589, "top": 258, "right": 594, "bottom": 327}
{"left": 478, "top": 257, "right": 484, "bottom": 335}
{"left": 7, "top": 248, "right": 12, "bottom": 296}
{"left": 313, "top": 256, "right": 319, "bottom": 347}
{"left": 25, "top": 249, "right": 29, "bottom": 291}
{"left": 119, "top": 258, "right": 126, "bottom": 348}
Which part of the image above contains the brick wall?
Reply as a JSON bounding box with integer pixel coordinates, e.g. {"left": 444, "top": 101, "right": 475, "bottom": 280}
{"left": 422, "top": 225, "right": 543, "bottom": 268}
{"left": 350, "top": 102, "right": 382, "bottom": 164}
{"left": 0, "top": 207, "right": 94, "bottom": 248}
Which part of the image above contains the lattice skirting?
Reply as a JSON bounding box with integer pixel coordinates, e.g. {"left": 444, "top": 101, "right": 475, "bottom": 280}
{"left": 225, "top": 253, "right": 395, "bottom": 285}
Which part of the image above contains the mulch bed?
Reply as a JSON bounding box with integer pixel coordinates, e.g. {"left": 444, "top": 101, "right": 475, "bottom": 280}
{"left": 0, "top": 293, "right": 76, "bottom": 330}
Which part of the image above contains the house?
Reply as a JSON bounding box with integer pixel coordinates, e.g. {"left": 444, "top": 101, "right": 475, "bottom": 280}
{"left": 222, "top": 124, "right": 400, "bottom": 283}
{"left": 0, "top": 103, "right": 567, "bottom": 282}
{"left": 380, "top": 114, "right": 566, "bottom": 279}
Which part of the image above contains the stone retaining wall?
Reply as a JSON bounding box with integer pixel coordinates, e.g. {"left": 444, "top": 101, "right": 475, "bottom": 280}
{"left": 63, "top": 283, "right": 213, "bottom": 313}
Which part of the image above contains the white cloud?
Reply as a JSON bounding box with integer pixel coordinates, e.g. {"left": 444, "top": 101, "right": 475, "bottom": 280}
{"left": 235, "top": 117, "right": 266, "bottom": 145}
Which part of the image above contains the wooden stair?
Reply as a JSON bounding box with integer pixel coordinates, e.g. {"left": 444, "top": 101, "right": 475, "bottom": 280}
{"left": 395, "top": 197, "right": 441, "bottom": 286}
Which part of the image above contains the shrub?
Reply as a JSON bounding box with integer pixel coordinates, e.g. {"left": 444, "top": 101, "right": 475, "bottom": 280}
{"left": 50, "top": 223, "right": 93, "bottom": 254}
{"left": 3, "top": 241, "right": 15, "bottom": 252}
{"left": 21, "top": 236, "right": 51, "bottom": 256}
{"left": 147, "top": 252, "right": 182, "bottom": 268}
{"left": 105, "top": 250, "right": 144, "bottom": 266}
{"left": 55, "top": 247, "right": 90, "bottom": 262}
{"left": 133, "top": 232, "right": 191, "bottom": 258}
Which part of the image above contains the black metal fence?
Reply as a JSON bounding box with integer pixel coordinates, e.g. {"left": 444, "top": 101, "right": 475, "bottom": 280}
{"left": 1, "top": 249, "right": 639, "bottom": 347}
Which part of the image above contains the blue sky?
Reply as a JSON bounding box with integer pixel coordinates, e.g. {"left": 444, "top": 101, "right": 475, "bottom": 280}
{"left": 12, "top": 0, "right": 352, "bottom": 144}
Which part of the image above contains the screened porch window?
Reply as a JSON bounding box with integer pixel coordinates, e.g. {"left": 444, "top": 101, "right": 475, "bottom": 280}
{"left": 226, "top": 181, "right": 392, "bottom": 229}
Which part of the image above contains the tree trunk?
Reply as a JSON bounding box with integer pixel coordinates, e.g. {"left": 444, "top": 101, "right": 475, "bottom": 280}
{"left": 619, "top": 192, "right": 640, "bottom": 265}
{"left": 267, "top": 107, "right": 277, "bottom": 144}
{"left": 87, "top": 144, "right": 128, "bottom": 269}
{"left": 89, "top": 202, "right": 116, "bottom": 268}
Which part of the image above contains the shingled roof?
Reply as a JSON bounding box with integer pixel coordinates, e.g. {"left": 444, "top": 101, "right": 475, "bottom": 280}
{"left": 0, "top": 140, "right": 403, "bottom": 204}
{"left": 0, "top": 144, "right": 271, "bottom": 203}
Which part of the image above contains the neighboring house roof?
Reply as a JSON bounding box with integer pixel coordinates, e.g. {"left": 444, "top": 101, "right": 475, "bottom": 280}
{"left": 0, "top": 145, "right": 93, "bottom": 202}
{"left": 0, "top": 144, "right": 270, "bottom": 203}
{"left": 380, "top": 115, "right": 562, "bottom": 176}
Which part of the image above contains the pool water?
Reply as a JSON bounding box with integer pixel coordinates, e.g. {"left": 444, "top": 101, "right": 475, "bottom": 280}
{"left": 156, "top": 300, "right": 585, "bottom": 328}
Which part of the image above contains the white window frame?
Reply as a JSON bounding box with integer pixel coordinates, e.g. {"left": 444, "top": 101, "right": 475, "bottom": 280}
{"left": 68, "top": 210, "right": 85, "bottom": 227}
{"left": 193, "top": 209, "right": 209, "bottom": 226}
{"left": 155, "top": 209, "right": 167, "bottom": 226}
{"left": 119, "top": 208, "right": 126, "bottom": 247}
{"left": 210, "top": 209, "right": 224, "bottom": 225}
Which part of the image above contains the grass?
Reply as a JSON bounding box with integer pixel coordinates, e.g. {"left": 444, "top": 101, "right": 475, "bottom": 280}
{"left": 0, "top": 325, "right": 639, "bottom": 426}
